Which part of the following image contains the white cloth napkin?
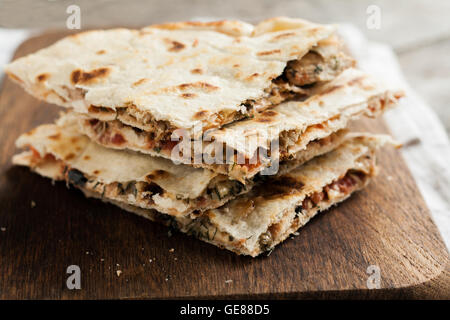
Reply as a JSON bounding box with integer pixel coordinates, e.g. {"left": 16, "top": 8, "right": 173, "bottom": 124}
{"left": 339, "top": 25, "right": 450, "bottom": 250}
{"left": 1, "top": 26, "right": 449, "bottom": 250}
{"left": 0, "top": 29, "right": 30, "bottom": 73}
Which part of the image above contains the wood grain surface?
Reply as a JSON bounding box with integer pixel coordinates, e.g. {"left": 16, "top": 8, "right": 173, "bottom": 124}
{"left": 0, "top": 32, "right": 448, "bottom": 299}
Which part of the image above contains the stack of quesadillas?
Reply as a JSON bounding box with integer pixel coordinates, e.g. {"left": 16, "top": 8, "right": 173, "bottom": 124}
{"left": 6, "top": 17, "right": 403, "bottom": 256}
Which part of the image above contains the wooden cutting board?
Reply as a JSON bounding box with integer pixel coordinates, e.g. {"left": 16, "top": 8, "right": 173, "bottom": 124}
{"left": 0, "top": 31, "right": 448, "bottom": 299}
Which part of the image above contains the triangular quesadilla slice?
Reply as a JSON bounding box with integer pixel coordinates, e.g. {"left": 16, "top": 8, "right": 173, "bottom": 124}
{"left": 6, "top": 17, "right": 354, "bottom": 141}
{"left": 13, "top": 115, "right": 347, "bottom": 216}
{"left": 76, "top": 68, "right": 403, "bottom": 181}
{"left": 18, "top": 134, "right": 392, "bottom": 256}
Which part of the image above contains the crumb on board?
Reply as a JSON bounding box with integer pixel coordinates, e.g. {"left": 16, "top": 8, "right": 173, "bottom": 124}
{"left": 30, "top": 200, "right": 36, "bottom": 208}
{"left": 1, "top": 227, "right": 6, "bottom": 232}
{"left": 402, "top": 137, "right": 420, "bottom": 148}
{"left": 225, "top": 279, "right": 233, "bottom": 284}
{"left": 169, "top": 248, "right": 175, "bottom": 253}
{"left": 116, "top": 270, "right": 122, "bottom": 277}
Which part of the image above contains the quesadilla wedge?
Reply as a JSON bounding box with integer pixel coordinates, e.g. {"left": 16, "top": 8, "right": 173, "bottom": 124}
{"left": 16, "top": 134, "right": 392, "bottom": 256}
{"left": 13, "top": 114, "right": 347, "bottom": 216}
{"left": 5, "top": 17, "right": 355, "bottom": 141}
{"left": 76, "top": 68, "right": 403, "bottom": 181}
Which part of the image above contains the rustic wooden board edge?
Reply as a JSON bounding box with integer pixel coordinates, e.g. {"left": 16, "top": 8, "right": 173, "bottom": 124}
{"left": 0, "top": 30, "right": 449, "bottom": 299}
{"left": 153, "top": 262, "right": 450, "bottom": 300}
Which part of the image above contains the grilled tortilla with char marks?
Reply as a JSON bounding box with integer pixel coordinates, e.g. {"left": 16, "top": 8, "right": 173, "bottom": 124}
{"left": 26, "top": 134, "right": 390, "bottom": 256}
{"left": 76, "top": 68, "right": 403, "bottom": 181}
{"left": 6, "top": 17, "right": 352, "bottom": 141}
{"left": 13, "top": 116, "right": 347, "bottom": 216}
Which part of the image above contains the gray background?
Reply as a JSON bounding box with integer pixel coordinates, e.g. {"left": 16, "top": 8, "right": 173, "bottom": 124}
{"left": 1, "top": 0, "right": 449, "bottom": 136}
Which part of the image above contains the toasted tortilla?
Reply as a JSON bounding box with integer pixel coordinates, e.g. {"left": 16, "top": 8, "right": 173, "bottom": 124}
{"left": 26, "top": 134, "right": 389, "bottom": 256}
{"left": 5, "top": 17, "right": 348, "bottom": 139}
{"left": 76, "top": 68, "right": 402, "bottom": 181}
{"left": 13, "top": 115, "right": 347, "bottom": 216}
